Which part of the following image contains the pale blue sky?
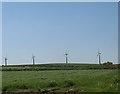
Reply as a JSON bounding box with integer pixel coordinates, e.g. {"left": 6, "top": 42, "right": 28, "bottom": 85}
{"left": 1, "top": 0, "right": 119, "bottom": 2}
{"left": 0, "top": 2, "right": 2, "bottom": 65}
{"left": 2, "top": 2, "right": 118, "bottom": 65}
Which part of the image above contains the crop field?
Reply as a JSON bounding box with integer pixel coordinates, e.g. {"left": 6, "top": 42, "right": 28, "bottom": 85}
{"left": 1, "top": 64, "right": 120, "bottom": 93}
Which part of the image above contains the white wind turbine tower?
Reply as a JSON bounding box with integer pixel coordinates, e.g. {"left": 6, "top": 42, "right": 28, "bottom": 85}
{"left": 5, "top": 57, "right": 8, "bottom": 66}
{"left": 97, "top": 51, "right": 101, "bottom": 65}
{"left": 32, "top": 54, "right": 35, "bottom": 65}
{"left": 65, "top": 50, "right": 68, "bottom": 64}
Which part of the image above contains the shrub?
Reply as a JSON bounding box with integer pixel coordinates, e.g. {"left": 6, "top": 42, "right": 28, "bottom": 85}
{"left": 64, "top": 80, "right": 75, "bottom": 87}
{"left": 19, "top": 84, "right": 28, "bottom": 89}
{"left": 114, "top": 78, "right": 120, "bottom": 84}
{"left": 48, "top": 80, "right": 57, "bottom": 87}
{"left": 2, "top": 86, "right": 8, "bottom": 92}
{"left": 103, "top": 61, "right": 113, "bottom": 65}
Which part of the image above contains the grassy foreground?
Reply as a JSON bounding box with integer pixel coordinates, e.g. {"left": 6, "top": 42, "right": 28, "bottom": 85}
{"left": 2, "top": 69, "right": 119, "bottom": 92}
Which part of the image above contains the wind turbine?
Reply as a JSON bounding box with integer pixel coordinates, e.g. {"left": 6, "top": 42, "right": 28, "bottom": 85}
{"left": 32, "top": 54, "right": 35, "bottom": 65}
{"left": 5, "top": 57, "right": 8, "bottom": 66}
{"left": 65, "top": 50, "right": 68, "bottom": 64}
{"left": 97, "top": 51, "right": 101, "bottom": 65}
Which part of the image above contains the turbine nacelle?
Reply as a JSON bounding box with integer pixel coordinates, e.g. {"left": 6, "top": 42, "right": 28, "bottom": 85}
{"left": 65, "top": 53, "right": 68, "bottom": 56}
{"left": 97, "top": 51, "right": 101, "bottom": 56}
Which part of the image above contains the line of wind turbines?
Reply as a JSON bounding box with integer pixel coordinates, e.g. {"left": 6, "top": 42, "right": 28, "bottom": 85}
{"left": 4, "top": 51, "right": 102, "bottom": 66}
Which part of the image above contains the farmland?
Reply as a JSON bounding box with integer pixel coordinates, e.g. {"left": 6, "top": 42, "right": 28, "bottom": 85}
{"left": 1, "top": 64, "right": 120, "bottom": 93}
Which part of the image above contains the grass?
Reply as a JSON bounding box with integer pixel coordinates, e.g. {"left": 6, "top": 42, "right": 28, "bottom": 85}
{"left": 0, "top": 67, "right": 2, "bottom": 90}
{"left": 2, "top": 69, "right": 119, "bottom": 92}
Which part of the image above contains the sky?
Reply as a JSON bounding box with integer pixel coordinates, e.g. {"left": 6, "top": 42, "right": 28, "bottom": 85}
{"left": 1, "top": 0, "right": 119, "bottom": 2}
{"left": 2, "top": 2, "right": 118, "bottom": 65}
{"left": 0, "top": 2, "right": 2, "bottom": 65}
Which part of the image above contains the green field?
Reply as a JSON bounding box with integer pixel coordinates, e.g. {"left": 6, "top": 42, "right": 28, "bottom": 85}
{"left": 0, "top": 69, "right": 2, "bottom": 91}
{"left": 2, "top": 64, "right": 119, "bottom": 93}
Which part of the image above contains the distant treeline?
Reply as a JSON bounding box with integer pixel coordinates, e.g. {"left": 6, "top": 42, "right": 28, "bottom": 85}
{"left": 1, "top": 63, "right": 119, "bottom": 71}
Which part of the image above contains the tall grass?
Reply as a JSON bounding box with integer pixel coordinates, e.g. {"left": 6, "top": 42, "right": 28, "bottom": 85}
{"left": 2, "top": 70, "right": 118, "bottom": 92}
